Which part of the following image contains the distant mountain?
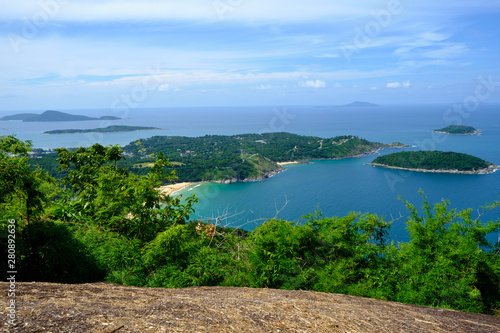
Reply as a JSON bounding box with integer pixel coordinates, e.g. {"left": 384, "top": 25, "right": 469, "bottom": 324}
{"left": 340, "top": 101, "right": 378, "bottom": 107}
{"left": 1, "top": 110, "right": 121, "bottom": 122}
{"left": 0, "top": 113, "right": 38, "bottom": 121}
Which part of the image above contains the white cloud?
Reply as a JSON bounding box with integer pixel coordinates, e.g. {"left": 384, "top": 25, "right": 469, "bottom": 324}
{"left": 256, "top": 84, "right": 273, "bottom": 90}
{"left": 315, "top": 54, "right": 340, "bottom": 58}
{"left": 386, "top": 81, "right": 411, "bottom": 88}
{"left": 158, "top": 84, "right": 179, "bottom": 92}
{"left": 422, "top": 44, "right": 468, "bottom": 59}
{"left": 299, "top": 80, "right": 326, "bottom": 88}
{"left": 0, "top": 0, "right": 387, "bottom": 22}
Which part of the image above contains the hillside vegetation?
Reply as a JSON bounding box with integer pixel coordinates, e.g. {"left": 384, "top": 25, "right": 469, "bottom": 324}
{"left": 2, "top": 135, "right": 500, "bottom": 316}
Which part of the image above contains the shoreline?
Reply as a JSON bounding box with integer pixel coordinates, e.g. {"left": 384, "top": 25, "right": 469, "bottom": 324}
{"left": 368, "top": 163, "right": 500, "bottom": 175}
{"left": 277, "top": 161, "right": 301, "bottom": 166}
{"left": 158, "top": 182, "right": 197, "bottom": 196}
{"left": 433, "top": 129, "right": 482, "bottom": 136}
{"left": 159, "top": 144, "right": 412, "bottom": 190}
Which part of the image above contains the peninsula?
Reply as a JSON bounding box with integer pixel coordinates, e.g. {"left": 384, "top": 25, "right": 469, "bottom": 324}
{"left": 369, "top": 151, "right": 499, "bottom": 174}
{"left": 1, "top": 110, "right": 121, "bottom": 122}
{"left": 44, "top": 125, "right": 161, "bottom": 135}
{"left": 434, "top": 125, "right": 481, "bottom": 135}
{"left": 121, "top": 133, "right": 408, "bottom": 182}
{"left": 30, "top": 132, "right": 409, "bottom": 183}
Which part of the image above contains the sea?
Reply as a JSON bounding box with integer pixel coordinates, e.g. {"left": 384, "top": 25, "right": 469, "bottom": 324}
{"left": 2, "top": 104, "right": 499, "bottom": 242}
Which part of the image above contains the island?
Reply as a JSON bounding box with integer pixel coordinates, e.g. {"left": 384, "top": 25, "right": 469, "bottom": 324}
{"left": 339, "top": 101, "right": 378, "bottom": 107}
{"left": 434, "top": 125, "right": 481, "bottom": 135}
{"left": 1, "top": 110, "right": 121, "bottom": 122}
{"left": 44, "top": 125, "right": 161, "bottom": 135}
{"left": 0, "top": 113, "right": 39, "bottom": 121}
{"left": 369, "top": 151, "right": 499, "bottom": 174}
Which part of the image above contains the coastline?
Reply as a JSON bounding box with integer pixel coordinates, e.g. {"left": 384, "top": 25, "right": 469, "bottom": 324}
{"left": 368, "top": 163, "right": 500, "bottom": 175}
{"left": 159, "top": 143, "right": 412, "bottom": 189}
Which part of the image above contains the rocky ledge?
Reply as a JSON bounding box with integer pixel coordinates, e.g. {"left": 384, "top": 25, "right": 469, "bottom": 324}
{"left": 3, "top": 282, "right": 500, "bottom": 332}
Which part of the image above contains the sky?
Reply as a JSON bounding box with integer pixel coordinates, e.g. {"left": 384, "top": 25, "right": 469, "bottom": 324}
{"left": 1, "top": 0, "right": 500, "bottom": 111}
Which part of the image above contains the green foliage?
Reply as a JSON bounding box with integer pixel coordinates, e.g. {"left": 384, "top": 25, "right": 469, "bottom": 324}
{"left": 310, "top": 213, "right": 395, "bottom": 298}
{"left": 394, "top": 193, "right": 500, "bottom": 313}
{"left": 247, "top": 219, "right": 318, "bottom": 289}
{"left": 372, "top": 151, "right": 491, "bottom": 171}
{"left": 141, "top": 222, "right": 243, "bottom": 288}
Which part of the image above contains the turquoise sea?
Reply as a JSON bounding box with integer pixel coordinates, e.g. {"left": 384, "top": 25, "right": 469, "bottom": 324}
{"left": 2, "top": 104, "right": 499, "bottom": 241}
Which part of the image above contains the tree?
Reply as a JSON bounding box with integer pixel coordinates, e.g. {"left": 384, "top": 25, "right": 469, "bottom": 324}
{"left": 394, "top": 193, "right": 500, "bottom": 313}
{"left": 54, "top": 144, "right": 197, "bottom": 242}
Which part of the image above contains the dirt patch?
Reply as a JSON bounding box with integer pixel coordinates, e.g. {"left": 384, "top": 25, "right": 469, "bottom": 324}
{"left": 2, "top": 282, "right": 500, "bottom": 332}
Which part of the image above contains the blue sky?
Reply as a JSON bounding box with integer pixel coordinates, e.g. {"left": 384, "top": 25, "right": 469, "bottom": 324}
{"left": 1, "top": 0, "right": 500, "bottom": 110}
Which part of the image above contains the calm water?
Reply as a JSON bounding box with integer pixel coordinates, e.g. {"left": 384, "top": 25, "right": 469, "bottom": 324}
{"left": 2, "top": 104, "right": 499, "bottom": 241}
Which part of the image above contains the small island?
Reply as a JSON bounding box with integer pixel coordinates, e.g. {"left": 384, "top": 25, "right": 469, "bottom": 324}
{"left": 339, "top": 101, "right": 378, "bottom": 107}
{"left": 44, "top": 125, "right": 161, "bottom": 135}
{"left": 434, "top": 125, "right": 481, "bottom": 135}
{"left": 1, "top": 110, "right": 121, "bottom": 122}
{"left": 369, "top": 151, "right": 499, "bottom": 174}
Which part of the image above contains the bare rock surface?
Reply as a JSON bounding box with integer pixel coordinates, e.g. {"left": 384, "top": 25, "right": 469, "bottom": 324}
{"left": 2, "top": 282, "right": 500, "bottom": 332}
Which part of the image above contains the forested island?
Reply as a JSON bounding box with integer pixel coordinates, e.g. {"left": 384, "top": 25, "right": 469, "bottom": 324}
{"left": 370, "top": 151, "right": 499, "bottom": 174}
{"left": 434, "top": 125, "right": 481, "bottom": 135}
{"left": 30, "top": 132, "right": 408, "bottom": 182}
{"left": 0, "top": 110, "right": 121, "bottom": 122}
{"left": 44, "top": 125, "right": 161, "bottom": 135}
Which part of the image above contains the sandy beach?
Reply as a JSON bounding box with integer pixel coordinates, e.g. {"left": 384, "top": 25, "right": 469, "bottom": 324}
{"left": 277, "top": 161, "right": 300, "bottom": 166}
{"left": 158, "top": 182, "right": 196, "bottom": 196}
